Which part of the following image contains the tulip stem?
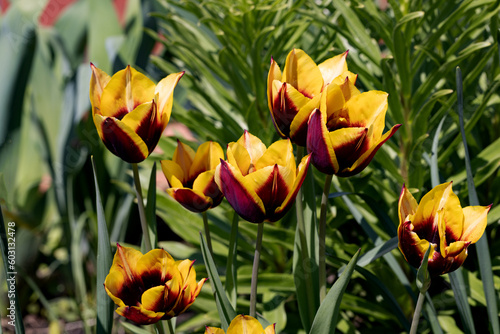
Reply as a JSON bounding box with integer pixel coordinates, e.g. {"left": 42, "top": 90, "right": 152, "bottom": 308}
{"left": 319, "top": 173, "right": 333, "bottom": 303}
{"left": 250, "top": 222, "right": 264, "bottom": 318}
{"left": 410, "top": 291, "right": 426, "bottom": 334}
{"left": 131, "top": 163, "right": 153, "bottom": 252}
{"left": 202, "top": 211, "right": 213, "bottom": 256}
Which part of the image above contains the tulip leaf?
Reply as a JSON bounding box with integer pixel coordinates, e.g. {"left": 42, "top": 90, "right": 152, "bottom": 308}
{"left": 0, "top": 207, "right": 25, "bottom": 333}
{"left": 92, "top": 157, "right": 114, "bottom": 334}
{"left": 200, "top": 232, "right": 236, "bottom": 331}
{"left": 309, "top": 249, "right": 360, "bottom": 334}
{"left": 348, "top": 236, "right": 398, "bottom": 270}
{"left": 224, "top": 212, "right": 239, "bottom": 308}
{"left": 416, "top": 244, "right": 432, "bottom": 294}
{"left": 456, "top": 67, "right": 499, "bottom": 334}
{"left": 145, "top": 162, "right": 158, "bottom": 249}
{"left": 119, "top": 322, "right": 152, "bottom": 334}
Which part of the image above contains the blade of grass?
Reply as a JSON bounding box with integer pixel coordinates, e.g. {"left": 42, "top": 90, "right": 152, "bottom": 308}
{"left": 309, "top": 250, "right": 360, "bottom": 334}
{"left": 200, "top": 232, "right": 236, "bottom": 331}
{"left": 92, "top": 157, "right": 114, "bottom": 334}
{"left": 456, "top": 67, "right": 499, "bottom": 334}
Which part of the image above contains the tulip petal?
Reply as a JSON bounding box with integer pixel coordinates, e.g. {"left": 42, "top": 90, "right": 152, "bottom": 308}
{"left": 289, "top": 94, "right": 321, "bottom": 146}
{"left": 121, "top": 100, "right": 162, "bottom": 153}
{"left": 215, "top": 160, "right": 266, "bottom": 223}
{"left": 461, "top": 205, "right": 490, "bottom": 243}
{"left": 333, "top": 72, "right": 360, "bottom": 101}
{"left": 328, "top": 127, "right": 368, "bottom": 171}
{"left": 274, "top": 154, "right": 311, "bottom": 221}
{"left": 167, "top": 188, "right": 213, "bottom": 213}
{"left": 282, "top": 49, "right": 323, "bottom": 98}
{"left": 245, "top": 165, "right": 293, "bottom": 217}
{"left": 267, "top": 58, "right": 282, "bottom": 114}
{"left": 398, "top": 220, "right": 436, "bottom": 269}
{"left": 173, "top": 140, "right": 196, "bottom": 179}
{"left": 337, "top": 124, "right": 400, "bottom": 177}
{"left": 155, "top": 72, "right": 184, "bottom": 126}
{"left": 115, "top": 305, "right": 164, "bottom": 325}
{"left": 227, "top": 315, "right": 265, "bottom": 333}
{"left": 255, "top": 139, "right": 296, "bottom": 174}
{"left": 193, "top": 170, "right": 223, "bottom": 208}
{"left": 227, "top": 142, "right": 252, "bottom": 176}
{"left": 100, "top": 66, "right": 156, "bottom": 119}
{"left": 141, "top": 285, "right": 167, "bottom": 313}
{"left": 321, "top": 83, "right": 346, "bottom": 129}
{"left": 135, "top": 249, "right": 177, "bottom": 289}
{"left": 189, "top": 141, "right": 224, "bottom": 180}
{"left": 205, "top": 327, "right": 225, "bottom": 334}
{"left": 344, "top": 91, "right": 388, "bottom": 129}
{"left": 237, "top": 130, "right": 267, "bottom": 166}
{"left": 307, "top": 109, "right": 339, "bottom": 175}
{"left": 272, "top": 82, "right": 311, "bottom": 138}
{"left": 264, "top": 324, "right": 277, "bottom": 334}
{"left": 318, "top": 51, "right": 348, "bottom": 87}
{"left": 89, "top": 63, "right": 111, "bottom": 116}
{"left": 94, "top": 114, "right": 149, "bottom": 163}
{"left": 160, "top": 160, "right": 185, "bottom": 188}
{"left": 398, "top": 185, "right": 418, "bottom": 225}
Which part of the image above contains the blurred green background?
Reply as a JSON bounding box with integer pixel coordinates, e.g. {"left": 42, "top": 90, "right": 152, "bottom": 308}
{"left": 0, "top": 0, "right": 499, "bottom": 333}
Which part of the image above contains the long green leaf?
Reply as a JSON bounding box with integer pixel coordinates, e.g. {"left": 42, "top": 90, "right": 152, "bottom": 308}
{"left": 200, "top": 232, "right": 236, "bottom": 331}
{"left": 309, "top": 250, "right": 360, "bottom": 334}
{"left": 224, "top": 212, "right": 239, "bottom": 308}
{"left": 145, "top": 162, "right": 158, "bottom": 249}
{"left": 456, "top": 67, "right": 499, "bottom": 334}
{"left": 92, "top": 157, "right": 114, "bottom": 334}
{"left": 0, "top": 208, "right": 25, "bottom": 333}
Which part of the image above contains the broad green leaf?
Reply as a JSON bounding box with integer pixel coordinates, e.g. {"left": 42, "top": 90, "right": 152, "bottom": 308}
{"left": 309, "top": 250, "right": 360, "bottom": 334}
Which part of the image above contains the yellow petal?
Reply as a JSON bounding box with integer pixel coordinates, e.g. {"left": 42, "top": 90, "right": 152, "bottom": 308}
{"left": 89, "top": 63, "right": 111, "bottom": 116}
{"left": 264, "top": 324, "right": 276, "bottom": 334}
{"left": 289, "top": 94, "right": 321, "bottom": 146}
{"left": 135, "top": 249, "right": 178, "bottom": 284}
{"left": 155, "top": 72, "right": 184, "bottom": 126}
{"left": 282, "top": 49, "right": 323, "bottom": 98}
{"left": 255, "top": 139, "right": 296, "bottom": 173}
{"left": 321, "top": 83, "right": 346, "bottom": 125}
{"left": 227, "top": 315, "right": 265, "bottom": 334}
{"left": 461, "top": 205, "right": 490, "bottom": 243}
{"left": 93, "top": 114, "right": 149, "bottom": 163}
{"left": 115, "top": 305, "right": 164, "bottom": 325}
{"left": 189, "top": 141, "right": 224, "bottom": 180}
{"left": 205, "top": 327, "right": 226, "bottom": 334}
{"left": 173, "top": 140, "right": 196, "bottom": 178}
{"left": 344, "top": 91, "right": 388, "bottom": 129}
{"left": 236, "top": 131, "right": 267, "bottom": 166}
{"left": 267, "top": 58, "right": 282, "bottom": 113}
{"left": 161, "top": 160, "right": 185, "bottom": 187}
{"left": 318, "top": 51, "right": 348, "bottom": 87}
{"left": 398, "top": 185, "right": 418, "bottom": 225}
{"left": 100, "top": 66, "right": 156, "bottom": 118}
{"left": 141, "top": 285, "right": 166, "bottom": 312}
{"left": 227, "top": 142, "right": 251, "bottom": 175}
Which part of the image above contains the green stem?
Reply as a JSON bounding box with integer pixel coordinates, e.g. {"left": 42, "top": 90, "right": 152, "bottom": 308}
{"left": 225, "top": 212, "right": 239, "bottom": 308}
{"left": 250, "top": 223, "right": 264, "bottom": 317}
{"left": 410, "top": 291, "right": 426, "bottom": 334}
{"left": 131, "top": 163, "right": 152, "bottom": 252}
{"left": 202, "top": 211, "right": 213, "bottom": 256}
{"left": 319, "top": 173, "right": 333, "bottom": 302}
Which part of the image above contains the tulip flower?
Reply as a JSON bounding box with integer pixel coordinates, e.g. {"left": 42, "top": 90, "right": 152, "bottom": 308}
{"left": 215, "top": 131, "right": 310, "bottom": 224}
{"left": 205, "top": 315, "right": 276, "bottom": 334}
{"left": 267, "top": 48, "right": 356, "bottom": 146}
{"left": 307, "top": 89, "right": 400, "bottom": 176}
{"left": 104, "top": 244, "right": 205, "bottom": 324}
{"left": 398, "top": 183, "right": 490, "bottom": 276}
{"left": 161, "top": 140, "right": 224, "bottom": 212}
{"left": 90, "top": 64, "right": 183, "bottom": 163}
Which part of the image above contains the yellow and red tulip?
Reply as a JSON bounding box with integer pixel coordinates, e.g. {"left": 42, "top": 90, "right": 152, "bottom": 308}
{"left": 398, "top": 183, "right": 490, "bottom": 276}
{"left": 267, "top": 48, "right": 355, "bottom": 146}
{"left": 161, "top": 140, "right": 224, "bottom": 212}
{"left": 306, "top": 88, "right": 400, "bottom": 176}
{"left": 104, "top": 244, "right": 205, "bottom": 324}
{"left": 90, "top": 64, "right": 183, "bottom": 163}
{"left": 215, "top": 131, "right": 310, "bottom": 224}
{"left": 205, "top": 314, "right": 276, "bottom": 334}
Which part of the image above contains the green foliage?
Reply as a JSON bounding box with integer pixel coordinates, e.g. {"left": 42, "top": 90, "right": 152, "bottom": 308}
{"left": 0, "top": 0, "right": 499, "bottom": 333}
